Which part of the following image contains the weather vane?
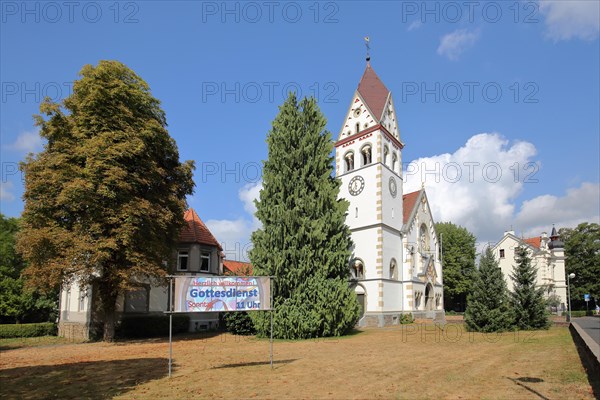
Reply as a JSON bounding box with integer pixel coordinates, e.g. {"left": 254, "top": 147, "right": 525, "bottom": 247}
{"left": 364, "top": 36, "right": 370, "bottom": 62}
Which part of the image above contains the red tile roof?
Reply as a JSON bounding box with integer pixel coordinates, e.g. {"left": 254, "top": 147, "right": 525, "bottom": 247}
{"left": 179, "top": 208, "right": 222, "bottom": 250}
{"left": 223, "top": 260, "right": 253, "bottom": 276}
{"left": 357, "top": 64, "right": 390, "bottom": 121}
{"left": 523, "top": 236, "right": 541, "bottom": 249}
{"left": 403, "top": 190, "right": 421, "bottom": 224}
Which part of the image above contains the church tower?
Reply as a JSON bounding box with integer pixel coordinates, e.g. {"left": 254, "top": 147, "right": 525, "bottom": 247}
{"left": 334, "top": 61, "right": 407, "bottom": 326}
{"left": 548, "top": 226, "right": 567, "bottom": 311}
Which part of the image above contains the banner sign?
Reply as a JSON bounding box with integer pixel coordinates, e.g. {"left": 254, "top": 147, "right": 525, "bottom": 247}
{"left": 173, "top": 276, "right": 271, "bottom": 313}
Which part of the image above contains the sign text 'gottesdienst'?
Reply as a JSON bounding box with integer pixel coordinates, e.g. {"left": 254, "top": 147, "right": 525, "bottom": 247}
{"left": 173, "top": 276, "right": 271, "bottom": 313}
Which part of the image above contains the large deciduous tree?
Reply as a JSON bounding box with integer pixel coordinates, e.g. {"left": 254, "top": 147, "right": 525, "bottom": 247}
{"left": 435, "top": 222, "right": 476, "bottom": 312}
{"left": 510, "top": 246, "right": 550, "bottom": 330}
{"left": 560, "top": 223, "right": 600, "bottom": 311}
{"left": 17, "top": 61, "right": 195, "bottom": 341}
{"left": 250, "top": 94, "right": 359, "bottom": 339}
{"left": 465, "top": 247, "right": 514, "bottom": 332}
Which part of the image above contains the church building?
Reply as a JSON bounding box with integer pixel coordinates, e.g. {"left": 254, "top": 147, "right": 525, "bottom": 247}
{"left": 335, "top": 61, "right": 445, "bottom": 327}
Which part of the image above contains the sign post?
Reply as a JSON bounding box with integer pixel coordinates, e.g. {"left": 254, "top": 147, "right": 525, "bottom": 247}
{"left": 168, "top": 276, "right": 174, "bottom": 378}
{"left": 584, "top": 294, "right": 590, "bottom": 314}
{"left": 270, "top": 276, "right": 274, "bottom": 369}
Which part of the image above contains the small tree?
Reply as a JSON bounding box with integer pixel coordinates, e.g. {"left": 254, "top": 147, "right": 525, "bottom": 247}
{"left": 250, "top": 94, "right": 359, "bottom": 339}
{"left": 465, "top": 247, "right": 513, "bottom": 332}
{"left": 435, "top": 222, "right": 477, "bottom": 312}
{"left": 510, "top": 246, "right": 550, "bottom": 330}
{"left": 17, "top": 61, "right": 195, "bottom": 341}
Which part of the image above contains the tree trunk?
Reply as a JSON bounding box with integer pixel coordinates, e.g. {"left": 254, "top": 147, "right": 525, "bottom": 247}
{"left": 98, "top": 278, "right": 119, "bottom": 342}
{"left": 103, "top": 307, "right": 116, "bottom": 342}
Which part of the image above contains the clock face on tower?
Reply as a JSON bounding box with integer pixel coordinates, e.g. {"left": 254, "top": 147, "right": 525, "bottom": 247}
{"left": 389, "top": 177, "right": 397, "bottom": 198}
{"left": 348, "top": 176, "right": 365, "bottom": 196}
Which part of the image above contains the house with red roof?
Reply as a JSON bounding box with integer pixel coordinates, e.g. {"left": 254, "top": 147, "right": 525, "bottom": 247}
{"left": 335, "top": 60, "right": 444, "bottom": 327}
{"left": 492, "top": 227, "right": 567, "bottom": 313}
{"left": 58, "top": 208, "right": 241, "bottom": 339}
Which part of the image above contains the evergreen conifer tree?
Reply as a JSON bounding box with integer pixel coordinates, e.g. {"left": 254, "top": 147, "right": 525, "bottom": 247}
{"left": 465, "top": 247, "right": 514, "bottom": 332}
{"left": 250, "top": 94, "right": 359, "bottom": 339}
{"left": 510, "top": 246, "right": 550, "bottom": 330}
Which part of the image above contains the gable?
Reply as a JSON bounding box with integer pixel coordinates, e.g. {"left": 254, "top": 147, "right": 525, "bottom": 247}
{"left": 338, "top": 92, "right": 376, "bottom": 141}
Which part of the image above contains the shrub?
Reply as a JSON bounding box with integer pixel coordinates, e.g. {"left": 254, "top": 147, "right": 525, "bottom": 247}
{"left": 117, "top": 315, "right": 189, "bottom": 338}
{"left": 399, "top": 313, "right": 414, "bottom": 324}
{"left": 0, "top": 322, "right": 57, "bottom": 338}
{"left": 223, "top": 311, "right": 256, "bottom": 335}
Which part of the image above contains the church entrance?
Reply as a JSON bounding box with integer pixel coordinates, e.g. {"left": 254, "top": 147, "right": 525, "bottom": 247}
{"left": 354, "top": 285, "right": 366, "bottom": 318}
{"left": 425, "top": 283, "right": 434, "bottom": 311}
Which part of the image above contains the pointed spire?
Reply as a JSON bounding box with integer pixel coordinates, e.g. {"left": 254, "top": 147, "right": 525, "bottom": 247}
{"left": 364, "top": 36, "right": 371, "bottom": 63}
{"left": 357, "top": 63, "right": 390, "bottom": 122}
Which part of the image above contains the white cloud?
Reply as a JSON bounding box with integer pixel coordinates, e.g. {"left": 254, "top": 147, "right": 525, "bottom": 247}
{"left": 538, "top": 0, "right": 600, "bottom": 41}
{"left": 404, "top": 133, "right": 538, "bottom": 242}
{"left": 238, "top": 181, "right": 262, "bottom": 216}
{"left": 404, "top": 133, "right": 600, "bottom": 246}
{"left": 407, "top": 20, "right": 423, "bottom": 32}
{"left": 437, "top": 29, "right": 480, "bottom": 61}
{"left": 4, "top": 129, "right": 44, "bottom": 154}
{"left": 516, "top": 182, "right": 600, "bottom": 237}
{"left": 0, "top": 181, "right": 15, "bottom": 202}
{"left": 205, "top": 181, "right": 262, "bottom": 261}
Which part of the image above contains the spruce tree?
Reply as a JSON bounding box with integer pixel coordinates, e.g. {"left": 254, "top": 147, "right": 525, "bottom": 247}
{"left": 250, "top": 94, "right": 359, "bottom": 339}
{"left": 465, "top": 247, "right": 514, "bottom": 332}
{"left": 510, "top": 246, "right": 550, "bottom": 330}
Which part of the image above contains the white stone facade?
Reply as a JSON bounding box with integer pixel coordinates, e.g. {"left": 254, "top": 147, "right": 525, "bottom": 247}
{"left": 335, "top": 64, "right": 444, "bottom": 326}
{"left": 492, "top": 229, "right": 567, "bottom": 313}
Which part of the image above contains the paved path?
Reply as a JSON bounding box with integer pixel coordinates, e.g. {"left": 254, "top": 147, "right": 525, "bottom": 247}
{"left": 572, "top": 317, "right": 600, "bottom": 346}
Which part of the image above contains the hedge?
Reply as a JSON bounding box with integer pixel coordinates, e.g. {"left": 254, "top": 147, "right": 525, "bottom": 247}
{"left": 570, "top": 310, "right": 594, "bottom": 318}
{"left": 0, "top": 322, "right": 57, "bottom": 338}
{"left": 117, "top": 315, "right": 190, "bottom": 338}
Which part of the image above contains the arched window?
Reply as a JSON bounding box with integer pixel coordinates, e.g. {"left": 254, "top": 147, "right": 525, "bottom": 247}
{"left": 361, "top": 144, "right": 372, "bottom": 166}
{"left": 389, "top": 258, "right": 398, "bottom": 280}
{"left": 392, "top": 152, "right": 398, "bottom": 172}
{"left": 355, "top": 122, "right": 360, "bottom": 134}
{"left": 383, "top": 145, "right": 389, "bottom": 166}
{"left": 352, "top": 259, "right": 365, "bottom": 279}
{"left": 344, "top": 151, "right": 354, "bottom": 172}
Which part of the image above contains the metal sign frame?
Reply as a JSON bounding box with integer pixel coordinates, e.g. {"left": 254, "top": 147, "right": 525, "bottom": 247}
{"left": 165, "top": 275, "right": 274, "bottom": 378}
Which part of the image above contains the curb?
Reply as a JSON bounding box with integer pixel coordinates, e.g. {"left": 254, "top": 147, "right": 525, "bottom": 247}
{"left": 569, "top": 320, "right": 600, "bottom": 380}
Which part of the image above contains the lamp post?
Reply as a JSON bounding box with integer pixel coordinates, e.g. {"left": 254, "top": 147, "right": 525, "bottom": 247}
{"left": 567, "top": 273, "right": 575, "bottom": 322}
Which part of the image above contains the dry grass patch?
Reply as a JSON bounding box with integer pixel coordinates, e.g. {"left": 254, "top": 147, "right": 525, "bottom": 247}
{"left": 0, "top": 325, "right": 594, "bottom": 399}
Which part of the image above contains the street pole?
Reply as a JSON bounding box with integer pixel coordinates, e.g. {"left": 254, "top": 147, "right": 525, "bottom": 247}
{"left": 567, "top": 273, "right": 575, "bottom": 322}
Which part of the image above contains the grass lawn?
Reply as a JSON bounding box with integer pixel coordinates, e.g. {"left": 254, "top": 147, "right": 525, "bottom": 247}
{"left": 0, "top": 335, "right": 85, "bottom": 351}
{"left": 0, "top": 325, "right": 595, "bottom": 399}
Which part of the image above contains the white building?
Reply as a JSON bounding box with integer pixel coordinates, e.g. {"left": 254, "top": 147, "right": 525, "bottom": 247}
{"left": 58, "top": 208, "right": 231, "bottom": 339}
{"left": 492, "top": 227, "right": 567, "bottom": 313}
{"left": 335, "top": 62, "right": 444, "bottom": 326}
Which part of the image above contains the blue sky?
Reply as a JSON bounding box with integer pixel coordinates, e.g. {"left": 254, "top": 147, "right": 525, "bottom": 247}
{"left": 1, "top": 1, "right": 599, "bottom": 260}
